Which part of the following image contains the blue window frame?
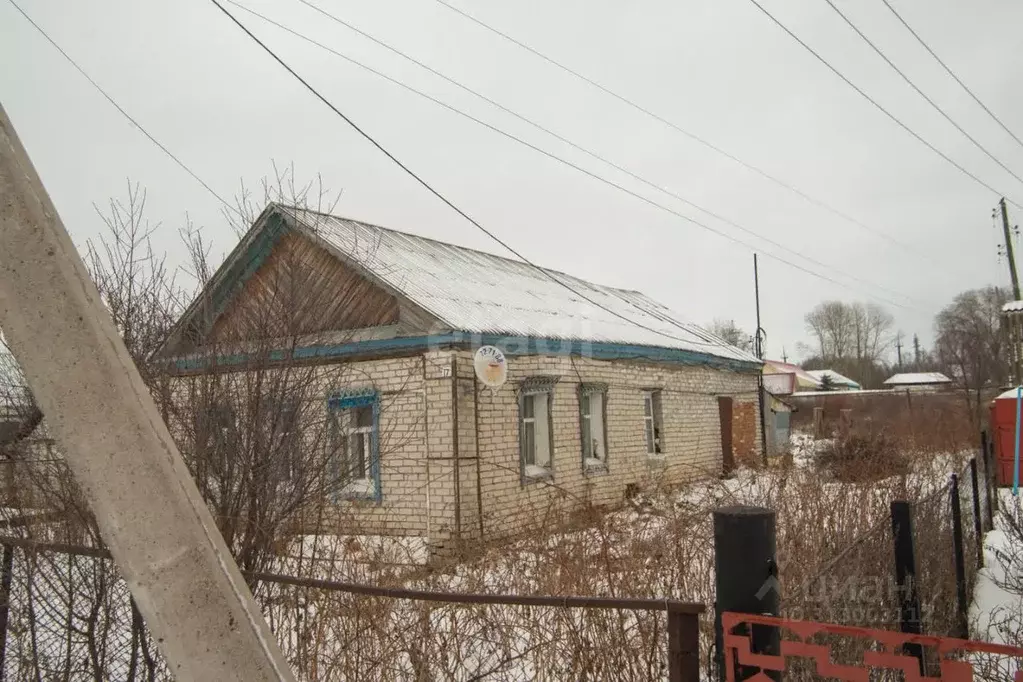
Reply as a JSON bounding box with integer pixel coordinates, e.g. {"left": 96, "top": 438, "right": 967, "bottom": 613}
{"left": 327, "top": 390, "right": 381, "bottom": 502}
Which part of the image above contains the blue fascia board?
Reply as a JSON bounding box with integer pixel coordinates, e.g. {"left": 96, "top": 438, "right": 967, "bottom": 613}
{"left": 173, "top": 332, "right": 760, "bottom": 374}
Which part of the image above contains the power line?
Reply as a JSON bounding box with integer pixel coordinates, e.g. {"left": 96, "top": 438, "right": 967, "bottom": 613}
{"left": 288, "top": 0, "right": 918, "bottom": 305}
{"left": 429, "top": 0, "right": 919, "bottom": 256}
{"left": 880, "top": 0, "right": 1023, "bottom": 153}
{"left": 220, "top": 0, "right": 914, "bottom": 311}
{"left": 821, "top": 0, "right": 1023, "bottom": 188}
{"left": 206, "top": 0, "right": 765, "bottom": 352}
{"left": 743, "top": 0, "right": 1023, "bottom": 209}
{"left": 5, "top": 0, "right": 238, "bottom": 216}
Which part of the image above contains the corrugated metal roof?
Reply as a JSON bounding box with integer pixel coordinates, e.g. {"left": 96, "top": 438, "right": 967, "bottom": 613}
{"left": 883, "top": 372, "right": 952, "bottom": 385}
{"left": 280, "top": 207, "right": 759, "bottom": 364}
{"left": 807, "top": 369, "right": 861, "bottom": 388}
{"left": 763, "top": 359, "right": 822, "bottom": 388}
{"left": 1003, "top": 300, "right": 1023, "bottom": 312}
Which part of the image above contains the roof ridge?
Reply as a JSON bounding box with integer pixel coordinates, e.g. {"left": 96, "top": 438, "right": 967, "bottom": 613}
{"left": 278, "top": 204, "right": 646, "bottom": 297}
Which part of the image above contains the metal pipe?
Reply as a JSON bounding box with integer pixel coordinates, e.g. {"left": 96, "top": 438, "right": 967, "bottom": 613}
{"left": 473, "top": 372, "right": 484, "bottom": 540}
{"left": 451, "top": 355, "right": 462, "bottom": 545}
{"left": 421, "top": 356, "right": 432, "bottom": 549}
{"left": 0, "top": 535, "right": 706, "bottom": 614}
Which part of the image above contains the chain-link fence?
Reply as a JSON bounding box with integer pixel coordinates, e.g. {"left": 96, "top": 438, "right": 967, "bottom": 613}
{"left": 0, "top": 541, "right": 166, "bottom": 681}
{"left": 0, "top": 537, "right": 703, "bottom": 682}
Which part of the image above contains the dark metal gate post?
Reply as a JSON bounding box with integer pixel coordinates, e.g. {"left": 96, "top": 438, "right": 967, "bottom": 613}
{"left": 667, "top": 610, "right": 700, "bottom": 682}
{"left": 950, "top": 475, "right": 969, "bottom": 638}
{"left": 970, "top": 458, "right": 985, "bottom": 567}
{"left": 986, "top": 435, "right": 999, "bottom": 517}
{"left": 714, "top": 506, "right": 779, "bottom": 681}
{"left": 981, "top": 431, "right": 995, "bottom": 532}
{"left": 0, "top": 543, "right": 13, "bottom": 680}
{"left": 891, "top": 501, "right": 926, "bottom": 674}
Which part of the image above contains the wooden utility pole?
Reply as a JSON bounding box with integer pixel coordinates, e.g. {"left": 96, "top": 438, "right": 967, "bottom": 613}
{"left": 0, "top": 104, "right": 293, "bottom": 681}
{"left": 912, "top": 334, "right": 921, "bottom": 366}
{"left": 895, "top": 333, "right": 903, "bottom": 370}
{"left": 1001, "top": 197, "right": 1021, "bottom": 300}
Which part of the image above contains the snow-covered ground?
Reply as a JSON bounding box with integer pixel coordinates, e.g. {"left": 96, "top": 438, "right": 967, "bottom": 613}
{"left": 971, "top": 490, "right": 1023, "bottom": 679}
{"left": 0, "top": 432, "right": 986, "bottom": 680}
{"left": 972, "top": 491, "right": 1022, "bottom": 643}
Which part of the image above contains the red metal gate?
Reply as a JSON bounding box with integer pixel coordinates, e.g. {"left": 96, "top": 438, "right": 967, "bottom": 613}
{"left": 723, "top": 612, "right": 1023, "bottom": 681}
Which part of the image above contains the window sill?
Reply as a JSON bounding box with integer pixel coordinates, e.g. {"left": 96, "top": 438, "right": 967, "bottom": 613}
{"left": 523, "top": 464, "right": 554, "bottom": 483}
{"left": 583, "top": 458, "right": 608, "bottom": 475}
{"left": 646, "top": 454, "right": 667, "bottom": 468}
{"left": 339, "top": 480, "right": 378, "bottom": 501}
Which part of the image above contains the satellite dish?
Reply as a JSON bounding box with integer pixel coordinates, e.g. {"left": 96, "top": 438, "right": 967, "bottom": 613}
{"left": 473, "top": 345, "right": 508, "bottom": 388}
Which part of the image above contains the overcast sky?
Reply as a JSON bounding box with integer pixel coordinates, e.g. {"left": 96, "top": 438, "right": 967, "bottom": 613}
{"left": 3, "top": 0, "right": 1022, "bottom": 362}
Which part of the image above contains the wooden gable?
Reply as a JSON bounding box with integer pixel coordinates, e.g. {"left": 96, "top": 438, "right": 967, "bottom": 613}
{"left": 208, "top": 231, "right": 400, "bottom": 344}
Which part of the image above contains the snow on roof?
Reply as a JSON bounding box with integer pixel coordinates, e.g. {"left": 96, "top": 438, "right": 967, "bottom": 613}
{"left": 763, "top": 359, "right": 822, "bottom": 387}
{"left": 1003, "top": 300, "right": 1023, "bottom": 313}
{"left": 807, "top": 369, "right": 860, "bottom": 388}
{"left": 280, "top": 206, "right": 760, "bottom": 364}
{"left": 883, "top": 372, "right": 952, "bottom": 385}
{"left": 996, "top": 387, "right": 1023, "bottom": 400}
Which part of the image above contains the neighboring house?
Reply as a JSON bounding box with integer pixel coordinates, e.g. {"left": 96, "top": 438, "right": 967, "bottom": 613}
{"left": 157, "top": 204, "right": 763, "bottom": 554}
{"left": 882, "top": 372, "right": 953, "bottom": 392}
{"left": 806, "top": 369, "right": 860, "bottom": 391}
{"left": 762, "top": 360, "right": 822, "bottom": 393}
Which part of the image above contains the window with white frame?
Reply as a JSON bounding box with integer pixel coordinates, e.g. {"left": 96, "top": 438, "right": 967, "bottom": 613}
{"left": 579, "top": 384, "right": 608, "bottom": 470}
{"left": 644, "top": 390, "right": 664, "bottom": 455}
{"left": 520, "top": 377, "right": 557, "bottom": 481}
{"left": 328, "top": 392, "right": 380, "bottom": 500}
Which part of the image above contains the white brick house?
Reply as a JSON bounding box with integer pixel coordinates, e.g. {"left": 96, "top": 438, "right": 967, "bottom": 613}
{"left": 158, "top": 204, "right": 763, "bottom": 554}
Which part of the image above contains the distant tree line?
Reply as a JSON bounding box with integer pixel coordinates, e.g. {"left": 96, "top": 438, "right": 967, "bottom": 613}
{"left": 708, "top": 286, "right": 1014, "bottom": 418}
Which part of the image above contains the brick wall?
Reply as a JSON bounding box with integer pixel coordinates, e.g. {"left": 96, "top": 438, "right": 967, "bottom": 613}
{"left": 168, "top": 351, "right": 760, "bottom": 555}
{"left": 460, "top": 352, "right": 760, "bottom": 542}
{"left": 732, "top": 399, "right": 759, "bottom": 465}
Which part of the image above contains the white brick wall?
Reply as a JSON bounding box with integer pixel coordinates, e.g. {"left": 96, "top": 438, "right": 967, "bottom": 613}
{"left": 455, "top": 352, "right": 760, "bottom": 540}
{"left": 168, "top": 350, "right": 760, "bottom": 554}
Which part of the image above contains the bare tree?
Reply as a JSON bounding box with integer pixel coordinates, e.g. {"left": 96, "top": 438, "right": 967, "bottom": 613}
{"left": 934, "top": 286, "right": 1010, "bottom": 422}
{"left": 805, "top": 301, "right": 854, "bottom": 361}
{"left": 805, "top": 301, "right": 893, "bottom": 364}
{"left": 707, "top": 319, "right": 752, "bottom": 353}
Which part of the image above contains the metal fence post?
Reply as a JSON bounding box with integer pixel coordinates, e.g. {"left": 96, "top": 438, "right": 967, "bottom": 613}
{"left": 714, "top": 506, "right": 780, "bottom": 681}
{"left": 987, "top": 435, "right": 1000, "bottom": 517}
{"left": 970, "top": 458, "right": 985, "bottom": 567}
{"left": 950, "top": 475, "right": 969, "bottom": 638}
{"left": 981, "top": 432, "right": 995, "bottom": 532}
{"left": 667, "top": 610, "right": 700, "bottom": 682}
{"left": 0, "top": 543, "right": 11, "bottom": 680}
{"left": 891, "top": 501, "right": 926, "bottom": 675}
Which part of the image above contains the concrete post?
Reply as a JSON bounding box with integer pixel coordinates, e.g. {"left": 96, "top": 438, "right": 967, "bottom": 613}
{"left": 0, "top": 104, "right": 293, "bottom": 680}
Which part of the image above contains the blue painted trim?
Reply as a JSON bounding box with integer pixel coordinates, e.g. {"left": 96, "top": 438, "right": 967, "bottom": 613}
{"left": 174, "top": 333, "right": 761, "bottom": 374}
{"left": 1015, "top": 386, "right": 1021, "bottom": 497}
{"left": 328, "top": 390, "right": 377, "bottom": 410}
{"left": 326, "top": 389, "right": 382, "bottom": 504}
{"left": 210, "top": 213, "right": 289, "bottom": 321}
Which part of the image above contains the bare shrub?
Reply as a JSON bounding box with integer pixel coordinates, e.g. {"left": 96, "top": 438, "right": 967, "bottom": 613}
{"left": 815, "top": 428, "right": 909, "bottom": 482}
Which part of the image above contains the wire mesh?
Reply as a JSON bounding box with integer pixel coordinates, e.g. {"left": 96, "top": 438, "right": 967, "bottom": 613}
{"left": 1, "top": 545, "right": 167, "bottom": 681}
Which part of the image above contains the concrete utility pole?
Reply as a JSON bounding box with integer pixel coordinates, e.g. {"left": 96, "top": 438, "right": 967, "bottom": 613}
{"left": 1001, "top": 197, "right": 1021, "bottom": 300}
{"left": 753, "top": 255, "right": 768, "bottom": 463}
{"left": 0, "top": 105, "right": 294, "bottom": 681}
